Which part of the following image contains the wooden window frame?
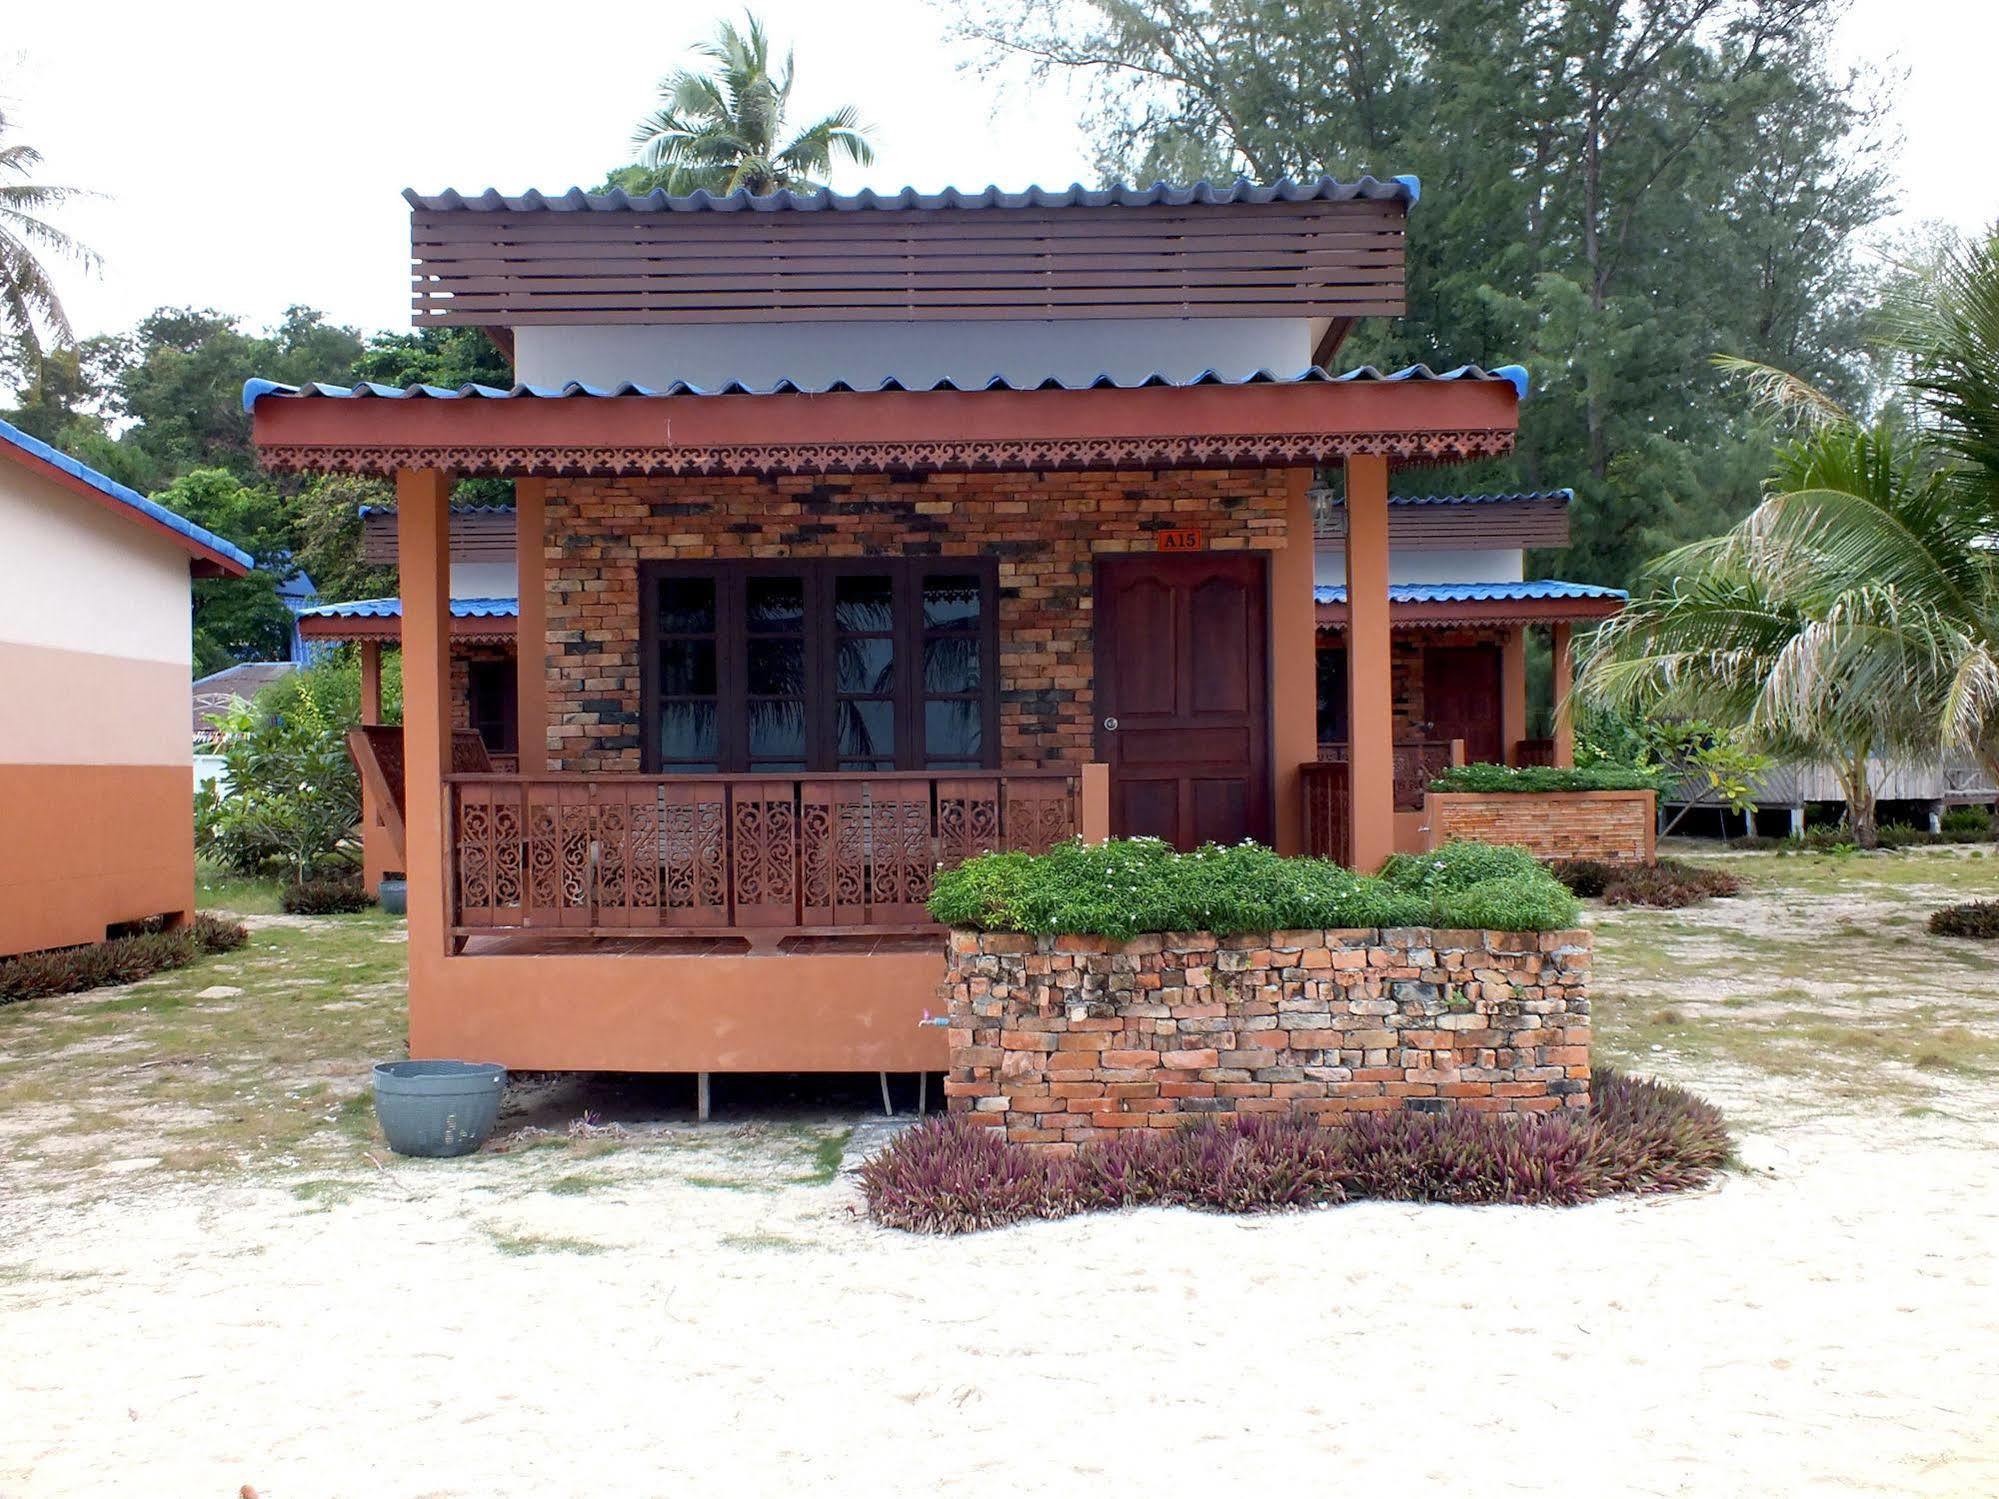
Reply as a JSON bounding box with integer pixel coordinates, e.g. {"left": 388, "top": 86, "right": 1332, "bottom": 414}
{"left": 638, "top": 557, "right": 999, "bottom": 774}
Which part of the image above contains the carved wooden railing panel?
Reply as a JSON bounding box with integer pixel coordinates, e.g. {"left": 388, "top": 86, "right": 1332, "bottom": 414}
{"left": 447, "top": 770, "right": 1080, "bottom": 940}
{"left": 1316, "top": 739, "right": 1467, "bottom": 812}
{"left": 1300, "top": 761, "right": 1351, "bottom": 865}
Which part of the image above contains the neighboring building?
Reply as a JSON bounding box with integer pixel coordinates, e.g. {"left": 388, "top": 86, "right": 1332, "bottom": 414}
{"left": 1311, "top": 488, "right": 1625, "bottom": 847}
{"left": 0, "top": 419, "right": 252, "bottom": 958}
{"left": 242, "top": 174, "right": 1619, "bottom": 1082}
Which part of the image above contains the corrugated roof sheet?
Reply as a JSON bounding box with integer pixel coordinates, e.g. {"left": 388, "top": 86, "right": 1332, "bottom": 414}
{"left": 404, "top": 175, "right": 1420, "bottom": 215}
{"left": 1313, "top": 581, "right": 1627, "bottom": 605}
{"left": 295, "top": 597, "right": 519, "bottom": 620}
{"left": 244, "top": 363, "right": 1528, "bottom": 412}
{"left": 1316, "top": 488, "right": 1574, "bottom": 509}
{"left": 0, "top": 417, "right": 255, "bottom": 571}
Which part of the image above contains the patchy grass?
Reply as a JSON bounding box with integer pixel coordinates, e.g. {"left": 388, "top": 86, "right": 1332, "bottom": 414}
{"left": 1592, "top": 846, "right": 1999, "bottom": 1120}
{"left": 0, "top": 913, "right": 408, "bottom": 1192}
{"left": 484, "top": 1229, "right": 609, "bottom": 1257}
{"left": 195, "top": 862, "right": 287, "bottom": 916}
{"left": 545, "top": 1172, "right": 615, "bottom": 1197}
{"left": 717, "top": 1231, "right": 809, "bottom": 1253}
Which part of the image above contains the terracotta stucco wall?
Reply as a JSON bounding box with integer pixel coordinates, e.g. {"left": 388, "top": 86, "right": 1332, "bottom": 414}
{"left": 0, "top": 464, "right": 196, "bottom": 955}
{"left": 540, "top": 469, "right": 1295, "bottom": 773}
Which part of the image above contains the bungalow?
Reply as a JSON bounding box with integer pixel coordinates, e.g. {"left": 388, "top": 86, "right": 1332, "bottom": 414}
{"left": 0, "top": 419, "right": 252, "bottom": 958}
{"left": 242, "top": 175, "right": 1617, "bottom": 1079}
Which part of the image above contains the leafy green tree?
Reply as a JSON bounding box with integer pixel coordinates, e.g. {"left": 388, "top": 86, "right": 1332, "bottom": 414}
{"left": 156, "top": 468, "right": 299, "bottom": 671}
{"left": 616, "top": 13, "right": 876, "bottom": 195}
{"left": 947, "top": 0, "right": 1894, "bottom": 587}
{"left": 292, "top": 473, "right": 398, "bottom": 603}
{"left": 1581, "top": 224, "right": 1999, "bottom": 847}
{"left": 0, "top": 106, "right": 99, "bottom": 353}
{"left": 196, "top": 665, "right": 362, "bottom": 884}
{"left": 99, "top": 306, "right": 363, "bottom": 478}
{"left": 351, "top": 325, "right": 512, "bottom": 390}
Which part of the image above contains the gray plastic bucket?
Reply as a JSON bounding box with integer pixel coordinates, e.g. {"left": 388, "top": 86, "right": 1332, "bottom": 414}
{"left": 372, "top": 1060, "right": 506, "bottom": 1157}
{"left": 377, "top": 878, "right": 408, "bottom": 916}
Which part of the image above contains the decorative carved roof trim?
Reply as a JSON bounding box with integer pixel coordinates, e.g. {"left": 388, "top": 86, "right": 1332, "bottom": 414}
{"left": 258, "top": 428, "right": 1515, "bottom": 479}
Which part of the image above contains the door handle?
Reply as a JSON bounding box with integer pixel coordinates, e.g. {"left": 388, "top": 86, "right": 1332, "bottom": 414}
{"left": 1102, "top": 717, "right": 1119, "bottom": 732}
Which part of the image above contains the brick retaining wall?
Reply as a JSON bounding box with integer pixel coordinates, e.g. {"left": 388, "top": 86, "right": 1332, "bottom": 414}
{"left": 944, "top": 925, "right": 1592, "bottom": 1150}
{"left": 1425, "top": 790, "right": 1656, "bottom": 863}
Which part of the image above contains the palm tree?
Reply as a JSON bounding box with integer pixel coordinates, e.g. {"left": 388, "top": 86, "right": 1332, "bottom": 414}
{"left": 0, "top": 107, "right": 99, "bottom": 353}
{"left": 1582, "top": 229, "right": 1999, "bottom": 845}
{"left": 621, "top": 13, "right": 876, "bottom": 197}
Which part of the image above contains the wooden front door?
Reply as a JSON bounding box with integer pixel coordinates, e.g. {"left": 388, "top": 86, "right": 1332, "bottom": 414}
{"left": 1094, "top": 554, "right": 1270, "bottom": 850}
{"left": 1423, "top": 645, "right": 1503, "bottom": 765}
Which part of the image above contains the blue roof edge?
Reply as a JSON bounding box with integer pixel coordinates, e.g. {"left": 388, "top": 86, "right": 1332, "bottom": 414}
{"left": 0, "top": 416, "right": 254, "bottom": 571}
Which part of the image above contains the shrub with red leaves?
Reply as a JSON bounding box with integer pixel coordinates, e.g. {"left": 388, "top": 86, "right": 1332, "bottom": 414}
{"left": 1551, "top": 857, "right": 1741, "bottom": 908}
{"left": 860, "top": 1068, "right": 1730, "bottom": 1234}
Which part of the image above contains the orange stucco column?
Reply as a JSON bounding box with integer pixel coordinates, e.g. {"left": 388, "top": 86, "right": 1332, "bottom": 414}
{"left": 1270, "top": 468, "right": 1319, "bottom": 856}
{"left": 1552, "top": 622, "right": 1576, "bottom": 768}
{"left": 1501, "top": 626, "right": 1528, "bottom": 766}
{"left": 513, "top": 478, "right": 549, "bottom": 775}
{"left": 397, "top": 471, "right": 454, "bottom": 1006}
{"left": 358, "top": 640, "right": 387, "bottom": 896}
{"left": 1344, "top": 455, "right": 1394, "bottom": 871}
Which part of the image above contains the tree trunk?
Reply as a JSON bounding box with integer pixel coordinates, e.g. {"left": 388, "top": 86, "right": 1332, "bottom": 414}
{"left": 1838, "top": 753, "right": 1878, "bottom": 849}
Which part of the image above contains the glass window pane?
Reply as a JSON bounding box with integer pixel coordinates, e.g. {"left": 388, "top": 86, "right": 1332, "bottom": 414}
{"left": 657, "top": 576, "right": 715, "bottom": 634}
{"left": 836, "top": 636, "right": 895, "bottom": 694}
{"left": 922, "top": 637, "right": 980, "bottom": 694}
{"left": 838, "top": 699, "right": 896, "bottom": 760}
{"left": 925, "top": 699, "right": 983, "bottom": 762}
{"left": 659, "top": 701, "right": 717, "bottom": 764}
{"left": 834, "top": 574, "right": 895, "bottom": 632}
{"left": 747, "top": 639, "right": 804, "bottom": 697}
{"left": 658, "top": 639, "right": 716, "bottom": 697}
{"left": 746, "top": 575, "right": 805, "bottom": 631}
{"left": 923, "top": 574, "right": 982, "bottom": 629}
{"left": 748, "top": 700, "right": 805, "bottom": 760}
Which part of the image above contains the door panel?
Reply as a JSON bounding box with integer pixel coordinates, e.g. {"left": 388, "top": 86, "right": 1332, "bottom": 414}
{"left": 1423, "top": 645, "right": 1504, "bottom": 765}
{"left": 1095, "top": 554, "right": 1271, "bottom": 851}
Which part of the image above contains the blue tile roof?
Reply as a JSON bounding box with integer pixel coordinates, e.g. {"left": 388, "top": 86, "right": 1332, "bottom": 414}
{"left": 405, "top": 175, "right": 1421, "bottom": 215}
{"left": 296, "top": 597, "right": 519, "bottom": 620}
{"left": 0, "top": 416, "right": 254, "bottom": 572}
{"left": 1313, "top": 581, "right": 1627, "bottom": 605}
{"left": 245, "top": 363, "right": 1528, "bottom": 411}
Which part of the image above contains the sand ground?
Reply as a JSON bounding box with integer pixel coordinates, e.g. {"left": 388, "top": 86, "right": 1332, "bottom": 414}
{"left": 3, "top": 848, "right": 1998, "bottom": 1497}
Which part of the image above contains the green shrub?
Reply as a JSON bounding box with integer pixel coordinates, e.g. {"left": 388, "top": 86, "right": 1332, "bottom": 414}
{"left": 1550, "top": 857, "right": 1741, "bottom": 908}
{"left": 861, "top": 1067, "right": 1730, "bottom": 1234}
{"left": 928, "top": 838, "right": 1577, "bottom": 939}
{"left": 1429, "top": 762, "right": 1666, "bottom": 795}
{"left": 1929, "top": 900, "right": 1999, "bottom": 939}
{"left": 0, "top": 915, "right": 248, "bottom": 1004}
{"left": 281, "top": 876, "right": 374, "bottom": 915}
{"left": 197, "top": 659, "right": 362, "bottom": 884}
{"left": 1941, "top": 806, "right": 1993, "bottom": 838}
{"left": 192, "top": 913, "right": 250, "bottom": 953}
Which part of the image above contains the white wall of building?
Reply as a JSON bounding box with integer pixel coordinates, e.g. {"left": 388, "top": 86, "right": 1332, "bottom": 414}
{"left": 0, "top": 467, "right": 192, "bottom": 666}
{"left": 516, "top": 317, "right": 1317, "bottom": 391}
{"left": 449, "top": 560, "right": 520, "bottom": 598}
{"left": 1314, "top": 545, "right": 1526, "bottom": 588}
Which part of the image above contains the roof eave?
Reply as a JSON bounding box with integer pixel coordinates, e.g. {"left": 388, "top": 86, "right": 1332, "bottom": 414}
{"left": 248, "top": 376, "right": 1522, "bottom": 478}
{"left": 1, "top": 435, "right": 252, "bottom": 578}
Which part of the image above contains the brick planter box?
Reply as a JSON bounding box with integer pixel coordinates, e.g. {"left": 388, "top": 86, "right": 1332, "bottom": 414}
{"left": 1424, "top": 789, "right": 1656, "bottom": 864}
{"left": 943, "top": 925, "right": 1592, "bottom": 1151}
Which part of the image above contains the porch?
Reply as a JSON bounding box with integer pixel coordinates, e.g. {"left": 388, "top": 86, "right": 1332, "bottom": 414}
{"left": 248, "top": 361, "right": 1528, "bottom": 1073}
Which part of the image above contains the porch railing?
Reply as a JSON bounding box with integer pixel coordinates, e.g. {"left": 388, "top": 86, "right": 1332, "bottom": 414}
{"left": 446, "top": 770, "right": 1081, "bottom": 942}
{"left": 1303, "top": 739, "right": 1467, "bottom": 863}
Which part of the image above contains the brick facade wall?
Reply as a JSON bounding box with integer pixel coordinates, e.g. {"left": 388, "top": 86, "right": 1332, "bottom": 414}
{"left": 539, "top": 470, "right": 1295, "bottom": 771}
{"left": 1426, "top": 790, "right": 1656, "bottom": 863}
{"left": 944, "top": 924, "right": 1592, "bottom": 1150}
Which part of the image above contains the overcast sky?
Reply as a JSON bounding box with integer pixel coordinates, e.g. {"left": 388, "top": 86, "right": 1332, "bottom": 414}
{"left": 5, "top": 0, "right": 1995, "bottom": 346}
